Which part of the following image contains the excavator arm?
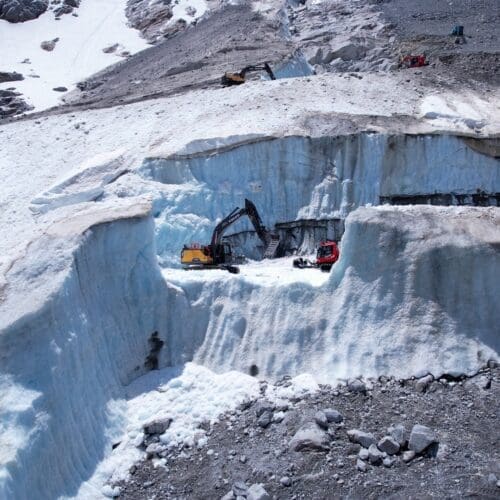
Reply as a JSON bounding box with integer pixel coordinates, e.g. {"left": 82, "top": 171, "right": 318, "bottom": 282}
{"left": 221, "top": 62, "right": 276, "bottom": 86}
{"left": 210, "top": 206, "right": 248, "bottom": 248}
{"left": 210, "top": 199, "right": 271, "bottom": 248}
{"left": 239, "top": 63, "right": 276, "bottom": 81}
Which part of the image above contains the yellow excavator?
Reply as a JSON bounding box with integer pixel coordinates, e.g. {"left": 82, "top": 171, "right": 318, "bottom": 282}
{"left": 181, "top": 199, "right": 280, "bottom": 274}
{"left": 221, "top": 63, "right": 276, "bottom": 86}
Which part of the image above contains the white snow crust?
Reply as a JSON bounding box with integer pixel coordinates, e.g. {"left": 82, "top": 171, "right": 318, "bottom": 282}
{"left": 1, "top": 73, "right": 498, "bottom": 275}
{"left": 0, "top": 0, "right": 148, "bottom": 111}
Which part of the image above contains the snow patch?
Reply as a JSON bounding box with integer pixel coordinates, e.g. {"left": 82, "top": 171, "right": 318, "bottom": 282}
{"left": 83, "top": 362, "right": 320, "bottom": 495}
{"left": 0, "top": 0, "right": 148, "bottom": 111}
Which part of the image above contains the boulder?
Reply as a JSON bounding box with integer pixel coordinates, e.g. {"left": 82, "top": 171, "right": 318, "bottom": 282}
{"left": 247, "top": 484, "right": 270, "bottom": 500}
{"left": 314, "top": 410, "right": 329, "bottom": 430}
{"left": 368, "top": 444, "right": 384, "bottom": 465}
{"left": 358, "top": 448, "right": 369, "bottom": 461}
{"left": 257, "top": 410, "right": 273, "bottom": 428}
{"left": 323, "top": 408, "right": 343, "bottom": 423}
{"left": 348, "top": 379, "right": 367, "bottom": 394}
{"left": 388, "top": 424, "right": 407, "bottom": 447}
{"left": 232, "top": 482, "right": 247, "bottom": 497}
{"left": 54, "top": 4, "right": 72, "bottom": 16}
{"left": 54, "top": 0, "right": 80, "bottom": 17}
{"left": 289, "top": 423, "right": 330, "bottom": 452}
{"left": 255, "top": 400, "right": 274, "bottom": 418}
{"left": 330, "top": 43, "right": 367, "bottom": 62}
{"left": 0, "top": 0, "right": 48, "bottom": 23}
{"left": 378, "top": 436, "right": 400, "bottom": 455}
{"left": 0, "top": 88, "right": 33, "bottom": 118}
{"left": 415, "top": 374, "right": 434, "bottom": 393}
{"left": 41, "top": 38, "right": 59, "bottom": 51}
{"left": 408, "top": 424, "right": 438, "bottom": 454}
{"left": 402, "top": 450, "right": 416, "bottom": 463}
{"left": 347, "top": 429, "right": 376, "bottom": 448}
{"left": 142, "top": 417, "right": 172, "bottom": 435}
{"left": 280, "top": 476, "right": 292, "bottom": 487}
{"left": 145, "top": 442, "right": 163, "bottom": 458}
{"left": 0, "top": 71, "right": 23, "bottom": 83}
{"left": 102, "top": 43, "right": 120, "bottom": 54}
{"left": 52, "top": 86, "right": 68, "bottom": 92}
{"left": 356, "top": 458, "right": 367, "bottom": 472}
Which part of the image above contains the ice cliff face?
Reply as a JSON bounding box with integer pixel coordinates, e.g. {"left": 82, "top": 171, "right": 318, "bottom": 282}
{"left": 0, "top": 201, "right": 498, "bottom": 499}
{"left": 136, "top": 134, "right": 499, "bottom": 264}
{"left": 0, "top": 203, "right": 168, "bottom": 499}
{"left": 164, "top": 206, "right": 500, "bottom": 381}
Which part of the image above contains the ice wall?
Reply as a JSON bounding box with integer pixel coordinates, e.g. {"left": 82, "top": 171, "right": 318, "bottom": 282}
{"left": 162, "top": 206, "right": 500, "bottom": 382}
{"left": 137, "top": 134, "right": 500, "bottom": 264}
{"left": 0, "top": 209, "right": 169, "bottom": 499}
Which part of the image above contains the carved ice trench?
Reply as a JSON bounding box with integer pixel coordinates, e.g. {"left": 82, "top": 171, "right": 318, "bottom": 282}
{"left": 1, "top": 133, "right": 499, "bottom": 499}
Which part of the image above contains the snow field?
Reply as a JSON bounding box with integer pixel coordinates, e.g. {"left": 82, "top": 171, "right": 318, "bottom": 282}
{"left": 163, "top": 257, "right": 330, "bottom": 287}
{"left": 0, "top": 0, "right": 148, "bottom": 111}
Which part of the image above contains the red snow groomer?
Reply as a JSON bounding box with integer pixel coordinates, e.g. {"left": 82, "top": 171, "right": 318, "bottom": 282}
{"left": 293, "top": 241, "right": 340, "bottom": 272}
{"left": 399, "top": 54, "right": 428, "bottom": 68}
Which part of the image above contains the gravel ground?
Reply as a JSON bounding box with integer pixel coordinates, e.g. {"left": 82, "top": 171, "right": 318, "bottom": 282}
{"left": 118, "top": 366, "right": 500, "bottom": 499}
{"left": 4, "top": 0, "right": 498, "bottom": 120}
{"left": 375, "top": 0, "right": 500, "bottom": 85}
{"left": 377, "top": 0, "right": 500, "bottom": 53}
{"left": 62, "top": 3, "right": 293, "bottom": 110}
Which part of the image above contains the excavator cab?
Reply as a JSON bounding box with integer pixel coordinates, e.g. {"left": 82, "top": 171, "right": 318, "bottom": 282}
{"left": 181, "top": 244, "right": 212, "bottom": 265}
{"left": 212, "top": 242, "right": 233, "bottom": 264}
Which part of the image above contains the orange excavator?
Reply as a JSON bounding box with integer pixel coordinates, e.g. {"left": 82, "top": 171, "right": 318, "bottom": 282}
{"left": 181, "top": 199, "right": 280, "bottom": 274}
{"left": 221, "top": 63, "right": 276, "bottom": 86}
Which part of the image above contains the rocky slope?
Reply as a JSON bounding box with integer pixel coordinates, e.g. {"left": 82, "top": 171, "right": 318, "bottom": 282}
{"left": 119, "top": 366, "right": 500, "bottom": 499}
{"left": 60, "top": 0, "right": 499, "bottom": 113}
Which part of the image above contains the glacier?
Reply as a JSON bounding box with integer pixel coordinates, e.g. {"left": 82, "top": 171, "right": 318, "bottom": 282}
{"left": 0, "top": 83, "right": 499, "bottom": 497}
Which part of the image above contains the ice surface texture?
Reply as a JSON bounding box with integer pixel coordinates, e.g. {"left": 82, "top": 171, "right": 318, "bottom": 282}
{"left": 0, "top": 210, "right": 168, "bottom": 499}
{"left": 138, "top": 134, "right": 499, "bottom": 265}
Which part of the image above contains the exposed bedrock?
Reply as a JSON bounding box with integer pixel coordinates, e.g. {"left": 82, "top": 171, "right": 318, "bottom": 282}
{"left": 164, "top": 206, "right": 500, "bottom": 381}
{"left": 0, "top": 212, "right": 169, "bottom": 499}
{"left": 138, "top": 133, "right": 500, "bottom": 263}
